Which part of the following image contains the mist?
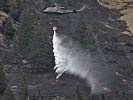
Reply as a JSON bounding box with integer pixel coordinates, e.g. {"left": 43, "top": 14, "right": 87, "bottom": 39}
{"left": 52, "top": 31, "right": 111, "bottom": 93}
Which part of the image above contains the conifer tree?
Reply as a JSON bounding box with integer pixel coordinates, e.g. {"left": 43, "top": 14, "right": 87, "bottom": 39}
{"left": 0, "top": 59, "right": 7, "bottom": 95}
{"left": 3, "top": 86, "right": 15, "bottom": 100}
{"left": 73, "top": 84, "right": 83, "bottom": 100}
{"left": 0, "top": 0, "right": 10, "bottom": 13}
{"left": 18, "top": 8, "right": 54, "bottom": 72}
{"left": 18, "top": 8, "right": 35, "bottom": 56}
{"left": 26, "top": 95, "right": 31, "bottom": 100}
{"left": 18, "top": 74, "right": 28, "bottom": 100}
{"left": 74, "top": 18, "right": 97, "bottom": 52}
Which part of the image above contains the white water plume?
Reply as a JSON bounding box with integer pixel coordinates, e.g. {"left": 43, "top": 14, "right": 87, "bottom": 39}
{"left": 52, "top": 31, "right": 108, "bottom": 93}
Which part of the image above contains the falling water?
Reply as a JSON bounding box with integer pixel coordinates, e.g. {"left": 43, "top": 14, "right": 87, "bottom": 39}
{"left": 52, "top": 31, "right": 110, "bottom": 93}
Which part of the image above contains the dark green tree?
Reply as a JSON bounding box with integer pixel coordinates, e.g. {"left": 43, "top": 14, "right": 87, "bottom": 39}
{"left": 73, "top": 84, "right": 83, "bottom": 100}
{"left": 18, "top": 74, "right": 28, "bottom": 100}
{"left": 3, "top": 86, "right": 15, "bottom": 100}
{"left": 74, "top": 18, "right": 98, "bottom": 52}
{"left": 26, "top": 95, "right": 31, "bottom": 100}
{"left": 15, "top": 0, "right": 24, "bottom": 21}
{"left": 0, "top": 0, "right": 10, "bottom": 13}
{"left": 0, "top": 59, "right": 7, "bottom": 95}
{"left": 3, "top": 18, "right": 15, "bottom": 40}
{"left": 18, "top": 8, "right": 35, "bottom": 56}
{"left": 30, "top": 95, "right": 38, "bottom": 100}
{"left": 17, "top": 8, "right": 54, "bottom": 72}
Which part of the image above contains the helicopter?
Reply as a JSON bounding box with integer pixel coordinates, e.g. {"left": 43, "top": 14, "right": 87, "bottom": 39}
{"left": 43, "top": 3, "right": 85, "bottom": 15}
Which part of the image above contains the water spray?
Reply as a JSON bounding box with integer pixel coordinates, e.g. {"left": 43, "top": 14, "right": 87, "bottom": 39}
{"left": 52, "top": 26, "right": 111, "bottom": 93}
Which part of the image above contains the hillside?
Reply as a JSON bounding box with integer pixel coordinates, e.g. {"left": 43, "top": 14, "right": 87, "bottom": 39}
{"left": 0, "top": 0, "right": 133, "bottom": 100}
{"left": 97, "top": 0, "right": 133, "bottom": 36}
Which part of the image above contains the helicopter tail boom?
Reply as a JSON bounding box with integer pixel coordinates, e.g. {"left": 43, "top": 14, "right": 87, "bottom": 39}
{"left": 73, "top": 5, "right": 86, "bottom": 13}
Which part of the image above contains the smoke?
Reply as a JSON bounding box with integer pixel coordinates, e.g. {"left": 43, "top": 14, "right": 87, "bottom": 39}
{"left": 52, "top": 31, "right": 109, "bottom": 93}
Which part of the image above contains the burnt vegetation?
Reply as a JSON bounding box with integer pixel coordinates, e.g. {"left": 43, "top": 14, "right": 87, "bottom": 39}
{"left": 0, "top": 0, "right": 133, "bottom": 100}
